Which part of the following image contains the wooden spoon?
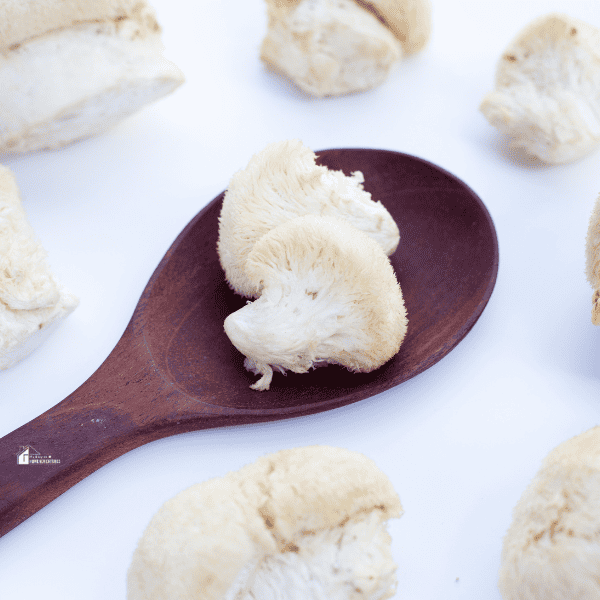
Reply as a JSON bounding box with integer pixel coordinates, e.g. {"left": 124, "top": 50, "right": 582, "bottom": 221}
{"left": 0, "top": 149, "right": 498, "bottom": 537}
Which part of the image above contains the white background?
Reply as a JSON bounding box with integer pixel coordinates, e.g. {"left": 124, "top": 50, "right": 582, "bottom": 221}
{"left": 1, "top": 0, "right": 600, "bottom": 598}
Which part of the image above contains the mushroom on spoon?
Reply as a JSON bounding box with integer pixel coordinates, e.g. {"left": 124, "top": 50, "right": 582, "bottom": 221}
{"left": 224, "top": 214, "right": 407, "bottom": 391}
{"left": 0, "top": 148, "right": 498, "bottom": 538}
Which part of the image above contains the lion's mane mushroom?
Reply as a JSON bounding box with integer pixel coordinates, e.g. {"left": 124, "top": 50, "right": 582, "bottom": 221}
{"left": 260, "top": 0, "right": 401, "bottom": 97}
{"left": 480, "top": 13, "right": 600, "bottom": 164}
{"left": 0, "top": 0, "right": 184, "bottom": 154}
{"left": 218, "top": 139, "right": 400, "bottom": 298}
{"left": 586, "top": 193, "right": 600, "bottom": 324}
{"left": 127, "top": 445, "right": 403, "bottom": 600}
{"left": 498, "top": 426, "right": 600, "bottom": 599}
{"left": 260, "top": 0, "right": 431, "bottom": 97}
{"left": 0, "top": 165, "right": 78, "bottom": 368}
{"left": 223, "top": 214, "right": 407, "bottom": 391}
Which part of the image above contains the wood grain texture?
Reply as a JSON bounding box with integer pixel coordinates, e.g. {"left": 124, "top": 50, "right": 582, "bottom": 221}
{"left": 0, "top": 149, "right": 498, "bottom": 537}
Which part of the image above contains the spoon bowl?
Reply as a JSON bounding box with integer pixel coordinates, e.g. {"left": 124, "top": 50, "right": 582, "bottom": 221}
{"left": 0, "top": 148, "right": 498, "bottom": 537}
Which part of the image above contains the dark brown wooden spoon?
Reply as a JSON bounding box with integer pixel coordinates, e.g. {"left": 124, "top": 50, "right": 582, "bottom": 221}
{"left": 0, "top": 149, "right": 498, "bottom": 537}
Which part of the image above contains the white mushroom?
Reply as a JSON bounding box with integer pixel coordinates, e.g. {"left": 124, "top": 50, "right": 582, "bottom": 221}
{"left": 0, "top": 165, "right": 78, "bottom": 369}
{"left": 260, "top": 0, "right": 402, "bottom": 97}
{"left": 498, "top": 426, "right": 600, "bottom": 600}
{"left": 218, "top": 139, "right": 400, "bottom": 298}
{"left": 127, "top": 445, "right": 403, "bottom": 600}
{"left": 224, "top": 215, "right": 407, "bottom": 391}
{"left": 260, "top": 0, "right": 431, "bottom": 97}
{"left": 480, "top": 13, "right": 600, "bottom": 164}
{"left": 585, "top": 193, "right": 600, "bottom": 324}
{"left": 0, "top": 0, "right": 184, "bottom": 154}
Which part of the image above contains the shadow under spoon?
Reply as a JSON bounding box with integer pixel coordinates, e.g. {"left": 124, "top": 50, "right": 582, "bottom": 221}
{"left": 0, "top": 148, "right": 499, "bottom": 537}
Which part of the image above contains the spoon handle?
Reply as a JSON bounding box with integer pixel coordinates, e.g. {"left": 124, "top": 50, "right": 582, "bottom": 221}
{"left": 0, "top": 388, "right": 132, "bottom": 537}
{"left": 0, "top": 324, "right": 190, "bottom": 538}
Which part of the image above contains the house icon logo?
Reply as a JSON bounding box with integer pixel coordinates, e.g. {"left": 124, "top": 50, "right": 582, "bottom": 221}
{"left": 16, "top": 445, "right": 60, "bottom": 465}
{"left": 17, "top": 445, "right": 41, "bottom": 465}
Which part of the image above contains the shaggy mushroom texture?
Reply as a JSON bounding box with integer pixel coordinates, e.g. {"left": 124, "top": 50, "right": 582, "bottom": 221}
{"left": 498, "top": 426, "right": 600, "bottom": 600}
{"left": 0, "top": 165, "right": 78, "bottom": 368}
{"left": 480, "top": 13, "right": 600, "bottom": 164}
{"left": 218, "top": 139, "right": 400, "bottom": 299}
{"left": 127, "top": 445, "right": 403, "bottom": 600}
{"left": 224, "top": 215, "right": 407, "bottom": 391}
